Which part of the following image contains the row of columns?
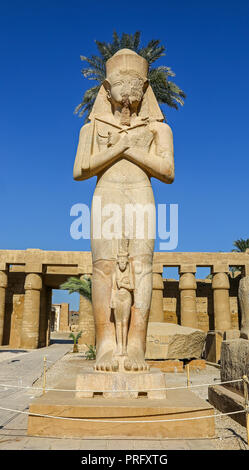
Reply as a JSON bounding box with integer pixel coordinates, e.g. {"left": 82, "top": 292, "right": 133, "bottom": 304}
{"left": 0, "top": 270, "right": 50, "bottom": 349}
{"left": 150, "top": 264, "right": 232, "bottom": 332}
{"left": 0, "top": 263, "right": 234, "bottom": 349}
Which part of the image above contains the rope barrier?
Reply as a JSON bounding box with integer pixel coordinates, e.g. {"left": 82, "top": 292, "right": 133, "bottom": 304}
{"left": 0, "top": 405, "right": 245, "bottom": 424}
{"left": 0, "top": 378, "right": 243, "bottom": 393}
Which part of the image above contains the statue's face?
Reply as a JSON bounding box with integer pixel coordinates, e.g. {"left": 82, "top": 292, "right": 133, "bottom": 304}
{"left": 107, "top": 71, "right": 145, "bottom": 106}
{"left": 118, "top": 257, "right": 128, "bottom": 272}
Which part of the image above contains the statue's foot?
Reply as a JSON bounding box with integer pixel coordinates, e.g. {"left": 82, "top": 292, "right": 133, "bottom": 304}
{"left": 95, "top": 350, "right": 119, "bottom": 372}
{"left": 124, "top": 347, "right": 150, "bottom": 372}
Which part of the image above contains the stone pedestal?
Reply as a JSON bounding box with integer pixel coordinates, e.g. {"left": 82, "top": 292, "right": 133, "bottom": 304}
{"left": 76, "top": 368, "right": 167, "bottom": 399}
{"left": 28, "top": 387, "right": 215, "bottom": 439}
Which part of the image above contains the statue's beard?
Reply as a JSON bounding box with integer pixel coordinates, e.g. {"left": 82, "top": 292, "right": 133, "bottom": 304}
{"left": 119, "top": 91, "right": 142, "bottom": 126}
{"left": 120, "top": 95, "right": 131, "bottom": 126}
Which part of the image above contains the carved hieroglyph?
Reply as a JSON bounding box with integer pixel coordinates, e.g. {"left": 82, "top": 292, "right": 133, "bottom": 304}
{"left": 238, "top": 276, "right": 249, "bottom": 339}
{"left": 73, "top": 49, "right": 174, "bottom": 371}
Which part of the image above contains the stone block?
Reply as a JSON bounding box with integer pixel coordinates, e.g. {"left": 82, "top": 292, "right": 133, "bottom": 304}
{"left": 75, "top": 368, "right": 167, "bottom": 399}
{"left": 204, "top": 331, "right": 223, "bottom": 363}
{"left": 187, "top": 359, "right": 206, "bottom": 371}
{"left": 208, "top": 385, "right": 246, "bottom": 427}
{"left": 147, "top": 360, "right": 184, "bottom": 373}
{"left": 145, "top": 322, "right": 206, "bottom": 360}
{"left": 220, "top": 338, "right": 249, "bottom": 394}
{"left": 28, "top": 388, "right": 215, "bottom": 439}
{"left": 223, "top": 329, "right": 240, "bottom": 340}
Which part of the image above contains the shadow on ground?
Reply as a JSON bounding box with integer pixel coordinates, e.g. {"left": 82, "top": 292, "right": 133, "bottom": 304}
{"left": 50, "top": 339, "right": 73, "bottom": 345}
{"left": 0, "top": 350, "right": 28, "bottom": 354}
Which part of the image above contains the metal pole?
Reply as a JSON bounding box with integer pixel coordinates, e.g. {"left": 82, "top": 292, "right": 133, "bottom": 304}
{"left": 43, "top": 356, "right": 47, "bottom": 395}
{"left": 243, "top": 375, "right": 249, "bottom": 445}
{"left": 186, "top": 364, "right": 190, "bottom": 388}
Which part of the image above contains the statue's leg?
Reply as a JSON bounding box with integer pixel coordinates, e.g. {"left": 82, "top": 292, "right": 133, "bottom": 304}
{"left": 125, "top": 255, "right": 153, "bottom": 371}
{"left": 121, "top": 290, "right": 132, "bottom": 355}
{"left": 114, "top": 302, "right": 122, "bottom": 356}
{"left": 92, "top": 260, "right": 118, "bottom": 371}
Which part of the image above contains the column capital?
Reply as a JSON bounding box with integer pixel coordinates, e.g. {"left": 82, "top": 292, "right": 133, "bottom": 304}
{"left": 152, "top": 272, "right": 164, "bottom": 290}
{"left": 24, "top": 273, "right": 42, "bottom": 291}
{"left": 179, "top": 272, "right": 197, "bottom": 291}
{"left": 0, "top": 271, "right": 8, "bottom": 288}
{"left": 212, "top": 271, "right": 230, "bottom": 290}
{"left": 152, "top": 263, "right": 163, "bottom": 274}
{"left": 78, "top": 265, "right": 92, "bottom": 275}
{"left": 80, "top": 273, "right": 92, "bottom": 281}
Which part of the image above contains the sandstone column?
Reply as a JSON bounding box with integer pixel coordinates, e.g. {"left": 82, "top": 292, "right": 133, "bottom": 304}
{"left": 58, "top": 303, "right": 69, "bottom": 332}
{"left": 20, "top": 273, "right": 42, "bottom": 349}
{"left": 38, "top": 286, "right": 47, "bottom": 348}
{"left": 212, "top": 266, "right": 231, "bottom": 331}
{"left": 0, "top": 271, "right": 8, "bottom": 346}
{"left": 149, "top": 265, "right": 164, "bottom": 322}
{"left": 46, "top": 287, "right": 52, "bottom": 346}
{"left": 78, "top": 270, "right": 95, "bottom": 352}
{"left": 179, "top": 265, "right": 198, "bottom": 328}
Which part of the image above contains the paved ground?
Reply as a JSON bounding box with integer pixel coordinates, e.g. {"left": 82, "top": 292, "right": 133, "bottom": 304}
{"left": 0, "top": 335, "right": 248, "bottom": 451}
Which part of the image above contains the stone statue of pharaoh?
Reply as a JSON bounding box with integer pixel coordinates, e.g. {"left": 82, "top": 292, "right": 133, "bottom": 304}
{"left": 73, "top": 49, "right": 174, "bottom": 371}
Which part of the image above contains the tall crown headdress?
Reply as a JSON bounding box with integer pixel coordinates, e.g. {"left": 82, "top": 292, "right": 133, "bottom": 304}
{"left": 106, "top": 49, "right": 148, "bottom": 78}
{"left": 89, "top": 48, "right": 164, "bottom": 122}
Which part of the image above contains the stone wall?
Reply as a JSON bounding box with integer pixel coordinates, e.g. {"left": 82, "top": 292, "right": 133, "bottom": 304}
{"left": 162, "top": 278, "right": 240, "bottom": 332}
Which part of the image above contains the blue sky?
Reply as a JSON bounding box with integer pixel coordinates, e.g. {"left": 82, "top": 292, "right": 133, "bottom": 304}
{"left": 1, "top": 0, "right": 248, "bottom": 308}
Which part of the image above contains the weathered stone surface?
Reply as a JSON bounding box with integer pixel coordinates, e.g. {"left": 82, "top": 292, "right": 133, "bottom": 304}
{"left": 220, "top": 338, "right": 249, "bottom": 394}
{"left": 9, "top": 294, "right": 24, "bottom": 348}
{"left": 73, "top": 48, "right": 174, "bottom": 372}
{"left": 188, "top": 359, "right": 206, "bottom": 370}
{"left": 238, "top": 276, "right": 249, "bottom": 339}
{"left": 76, "top": 368, "right": 167, "bottom": 399}
{"left": 147, "top": 360, "right": 184, "bottom": 373}
{"left": 208, "top": 384, "right": 246, "bottom": 427}
{"left": 28, "top": 388, "right": 215, "bottom": 439}
{"left": 204, "top": 331, "right": 223, "bottom": 363}
{"left": 145, "top": 322, "right": 206, "bottom": 360}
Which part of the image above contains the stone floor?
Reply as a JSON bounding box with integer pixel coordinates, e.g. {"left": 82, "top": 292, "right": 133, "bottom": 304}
{"left": 0, "top": 334, "right": 248, "bottom": 451}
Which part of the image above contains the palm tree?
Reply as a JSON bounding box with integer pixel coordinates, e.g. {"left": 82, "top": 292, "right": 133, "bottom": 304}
{"left": 75, "top": 31, "right": 186, "bottom": 122}
{"left": 232, "top": 238, "right": 249, "bottom": 253}
{"left": 60, "top": 275, "right": 92, "bottom": 302}
{"left": 230, "top": 238, "right": 249, "bottom": 276}
{"left": 69, "top": 330, "right": 82, "bottom": 353}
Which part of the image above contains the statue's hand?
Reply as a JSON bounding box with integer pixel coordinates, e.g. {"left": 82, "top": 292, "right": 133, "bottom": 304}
{"left": 107, "top": 131, "right": 121, "bottom": 147}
